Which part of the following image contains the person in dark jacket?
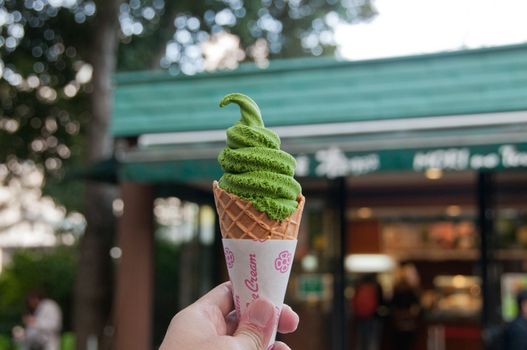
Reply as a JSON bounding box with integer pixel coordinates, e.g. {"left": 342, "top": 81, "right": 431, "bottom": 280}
{"left": 505, "top": 289, "right": 527, "bottom": 350}
{"left": 390, "top": 264, "right": 421, "bottom": 350}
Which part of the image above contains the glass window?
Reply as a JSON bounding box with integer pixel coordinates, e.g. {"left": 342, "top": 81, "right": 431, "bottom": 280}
{"left": 346, "top": 171, "right": 482, "bottom": 350}
{"left": 280, "top": 179, "right": 338, "bottom": 350}
{"left": 152, "top": 195, "right": 216, "bottom": 347}
{"left": 495, "top": 171, "right": 527, "bottom": 322}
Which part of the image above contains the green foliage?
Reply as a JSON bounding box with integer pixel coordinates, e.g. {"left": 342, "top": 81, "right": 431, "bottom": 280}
{"left": 0, "top": 1, "right": 91, "bottom": 211}
{"left": 0, "top": 247, "right": 77, "bottom": 334}
{"left": 118, "top": 0, "right": 377, "bottom": 72}
{"left": 0, "top": 334, "right": 11, "bottom": 350}
{"left": 43, "top": 176, "right": 86, "bottom": 213}
{"left": 0, "top": 332, "right": 74, "bottom": 350}
{"left": 61, "top": 332, "right": 75, "bottom": 350}
{"left": 0, "top": 2, "right": 90, "bottom": 166}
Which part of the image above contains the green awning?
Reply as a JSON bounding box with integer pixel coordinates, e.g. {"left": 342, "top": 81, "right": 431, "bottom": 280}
{"left": 112, "top": 44, "right": 527, "bottom": 137}
{"left": 112, "top": 44, "right": 527, "bottom": 183}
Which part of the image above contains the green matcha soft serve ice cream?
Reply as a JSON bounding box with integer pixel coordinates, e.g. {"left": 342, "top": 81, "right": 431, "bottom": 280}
{"left": 217, "top": 93, "right": 301, "bottom": 221}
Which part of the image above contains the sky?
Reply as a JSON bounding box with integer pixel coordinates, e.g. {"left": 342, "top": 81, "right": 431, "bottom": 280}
{"left": 336, "top": 0, "right": 527, "bottom": 60}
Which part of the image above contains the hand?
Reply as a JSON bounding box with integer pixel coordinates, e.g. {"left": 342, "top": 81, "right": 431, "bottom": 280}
{"left": 160, "top": 282, "right": 299, "bottom": 350}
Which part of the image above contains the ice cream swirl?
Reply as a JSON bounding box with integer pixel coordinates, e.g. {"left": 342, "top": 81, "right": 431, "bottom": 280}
{"left": 218, "top": 93, "right": 301, "bottom": 221}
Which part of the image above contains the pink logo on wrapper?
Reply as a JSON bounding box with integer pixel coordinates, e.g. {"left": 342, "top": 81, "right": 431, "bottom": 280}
{"left": 274, "top": 250, "right": 292, "bottom": 273}
{"left": 244, "top": 254, "right": 260, "bottom": 302}
{"left": 224, "top": 248, "right": 234, "bottom": 269}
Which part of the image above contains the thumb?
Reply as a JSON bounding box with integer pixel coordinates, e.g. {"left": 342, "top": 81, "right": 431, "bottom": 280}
{"left": 234, "top": 298, "right": 278, "bottom": 350}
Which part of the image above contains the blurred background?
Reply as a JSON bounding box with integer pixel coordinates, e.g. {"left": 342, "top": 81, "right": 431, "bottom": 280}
{"left": 1, "top": 0, "right": 526, "bottom": 349}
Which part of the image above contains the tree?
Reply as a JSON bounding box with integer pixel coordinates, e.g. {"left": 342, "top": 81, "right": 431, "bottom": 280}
{"left": 0, "top": 2, "right": 115, "bottom": 348}
{"left": 1, "top": 0, "right": 376, "bottom": 348}
{"left": 0, "top": 160, "right": 84, "bottom": 246}
{"left": 0, "top": 1, "right": 93, "bottom": 213}
{"left": 117, "top": 0, "right": 376, "bottom": 73}
{"left": 71, "top": 1, "right": 123, "bottom": 348}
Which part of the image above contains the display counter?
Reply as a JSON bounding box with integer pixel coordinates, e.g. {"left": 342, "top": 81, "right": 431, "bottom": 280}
{"left": 421, "top": 275, "right": 482, "bottom": 350}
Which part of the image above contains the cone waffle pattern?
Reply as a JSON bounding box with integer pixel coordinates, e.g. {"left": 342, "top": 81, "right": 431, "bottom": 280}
{"left": 213, "top": 181, "right": 304, "bottom": 240}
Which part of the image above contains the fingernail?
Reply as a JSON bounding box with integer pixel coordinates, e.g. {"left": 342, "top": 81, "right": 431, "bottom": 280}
{"left": 248, "top": 299, "right": 275, "bottom": 328}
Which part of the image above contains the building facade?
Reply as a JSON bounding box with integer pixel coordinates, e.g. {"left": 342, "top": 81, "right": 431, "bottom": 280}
{"left": 110, "top": 44, "right": 527, "bottom": 350}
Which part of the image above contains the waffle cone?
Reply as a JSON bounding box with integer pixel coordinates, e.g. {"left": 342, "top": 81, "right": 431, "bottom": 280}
{"left": 213, "top": 181, "right": 304, "bottom": 240}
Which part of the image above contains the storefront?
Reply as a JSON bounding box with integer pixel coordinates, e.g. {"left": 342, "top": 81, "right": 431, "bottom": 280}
{"left": 110, "top": 44, "right": 527, "bottom": 350}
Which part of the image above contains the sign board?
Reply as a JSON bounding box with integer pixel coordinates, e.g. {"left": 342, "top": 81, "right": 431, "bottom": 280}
{"left": 296, "top": 273, "right": 333, "bottom": 301}
{"left": 295, "top": 143, "right": 527, "bottom": 178}
{"left": 121, "top": 143, "right": 527, "bottom": 182}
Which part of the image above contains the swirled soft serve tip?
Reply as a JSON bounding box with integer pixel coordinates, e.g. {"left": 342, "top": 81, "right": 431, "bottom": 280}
{"left": 217, "top": 93, "right": 302, "bottom": 221}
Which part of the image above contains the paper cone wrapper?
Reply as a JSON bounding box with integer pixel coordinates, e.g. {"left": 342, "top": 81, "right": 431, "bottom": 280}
{"left": 222, "top": 239, "right": 297, "bottom": 350}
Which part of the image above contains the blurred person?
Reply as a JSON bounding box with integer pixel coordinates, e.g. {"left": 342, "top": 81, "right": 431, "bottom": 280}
{"left": 14, "top": 290, "right": 62, "bottom": 350}
{"left": 504, "top": 289, "right": 527, "bottom": 350}
{"left": 352, "top": 273, "right": 385, "bottom": 350}
{"left": 160, "top": 281, "right": 299, "bottom": 350}
{"left": 389, "top": 264, "right": 421, "bottom": 350}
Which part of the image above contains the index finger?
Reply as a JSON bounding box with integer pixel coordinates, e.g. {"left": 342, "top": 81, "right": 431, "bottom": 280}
{"left": 195, "top": 281, "right": 234, "bottom": 317}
